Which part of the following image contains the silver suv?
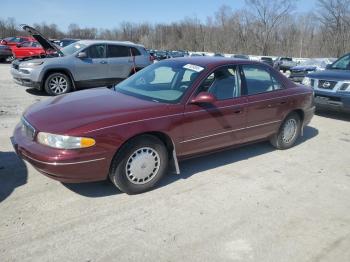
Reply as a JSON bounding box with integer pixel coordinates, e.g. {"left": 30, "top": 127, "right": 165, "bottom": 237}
{"left": 11, "top": 25, "right": 151, "bottom": 96}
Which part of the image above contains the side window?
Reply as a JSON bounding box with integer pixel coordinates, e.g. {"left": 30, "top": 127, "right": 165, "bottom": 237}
{"left": 20, "top": 42, "right": 31, "bottom": 47}
{"left": 131, "top": 47, "right": 141, "bottom": 56}
{"left": 87, "top": 44, "right": 106, "bottom": 59}
{"left": 108, "top": 45, "right": 130, "bottom": 57}
{"left": 242, "top": 65, "right": 281, "bottom": 95}
{"left": 197, "top": 66, "right": 240, "bottom": 100}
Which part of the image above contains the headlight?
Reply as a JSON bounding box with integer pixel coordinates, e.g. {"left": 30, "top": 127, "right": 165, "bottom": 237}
{"left": 37, "top": 132, "right": 95, "bottom": 149}
{"left": 302, "top": 77, "right": 311, "bottom": 86}
{"left": 20, "top": 61, "right": 44, "bottom": 67}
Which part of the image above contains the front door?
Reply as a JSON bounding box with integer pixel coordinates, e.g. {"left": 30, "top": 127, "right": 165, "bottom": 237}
{"left": 74, "top": 44, "right": 109, "bottom": 87}
{"left": 180, "top": 66, "right": 247, "bottom": 157}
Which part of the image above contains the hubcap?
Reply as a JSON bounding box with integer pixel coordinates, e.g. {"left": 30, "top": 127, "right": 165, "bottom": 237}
{"left": 125, "top": 147, "right": 160, "bottom": 185}
{"left": 49, "top": 76, "right": 68, "bottom": 94}
{"left": 282, "top": 119, "right": 297, "bottom": 144}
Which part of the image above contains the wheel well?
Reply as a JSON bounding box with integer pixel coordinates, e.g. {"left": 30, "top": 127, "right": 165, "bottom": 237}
{"left": 114, "top": 131, "right": 174, "bottom": 161}
{"left": 41, "top": 69, "right": 75, "bottom": 90}
{"left": 291, "top": 109, "right": 304, "bottom": 123}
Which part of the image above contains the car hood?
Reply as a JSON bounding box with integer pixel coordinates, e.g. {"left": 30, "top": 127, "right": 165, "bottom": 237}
{"left": 21, "top": 24, "right": 63, "bottom": 55}
{"left": 307, "top": 69, "right": 350, "bottom": 81}
{"left": 291, "top": 65, "right": 318, "bottom": 71}
{"left": 24, "top": 88, "right": 170, "bottom": 135}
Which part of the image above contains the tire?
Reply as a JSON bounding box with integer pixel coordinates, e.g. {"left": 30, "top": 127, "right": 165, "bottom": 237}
{"left": 7, "top": 56, "right": 15, "bottom": 62}
{"left": 109, "top": 135, "right": 169, "bottom": 194}
{"left": 44, "top": 72, "right": 72, "bottom": 96}
{"left": 270, "top": 113, "right": 301, "bottom": 150}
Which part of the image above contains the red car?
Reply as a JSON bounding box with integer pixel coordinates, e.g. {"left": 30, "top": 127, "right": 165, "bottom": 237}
{"left": 0, "top": 36, "right": 36, "bottom": 46}
{"left": 11, "top": 41, "right": 45, "bottom": 59}
{"left": 11, "top": 57, "right": 315, "bottom": 194}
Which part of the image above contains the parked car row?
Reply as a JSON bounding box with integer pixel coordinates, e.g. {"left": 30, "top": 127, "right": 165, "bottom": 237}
{"left": 5, "top": 24, "right": 349, "bottom": 114}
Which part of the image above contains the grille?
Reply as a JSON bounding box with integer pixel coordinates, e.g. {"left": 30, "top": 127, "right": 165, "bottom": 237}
{"left": 318, "top": 80, "right": 337, "bottom": 90}
{"left": 21, "top": 117, "right": 36, "bottom": 140}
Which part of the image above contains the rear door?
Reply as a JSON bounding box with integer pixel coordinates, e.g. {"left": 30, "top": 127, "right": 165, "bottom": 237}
{"left": 107, "top": 44, "right": 133, "bottom": 84}
{"left": 74, "top": 44, "right": 109, "bottom": 87}
{"left": 240, "top": 64, "right": 289, "bottom": 142}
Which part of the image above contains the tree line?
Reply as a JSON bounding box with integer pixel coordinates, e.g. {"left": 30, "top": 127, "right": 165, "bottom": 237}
{"left": 1, "top": 0, "right": 350, "bottom": 58}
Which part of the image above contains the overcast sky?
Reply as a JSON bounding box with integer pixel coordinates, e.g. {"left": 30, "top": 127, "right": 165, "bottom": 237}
{"left": 1, "top": 0, "right": 317, "bottom": 30}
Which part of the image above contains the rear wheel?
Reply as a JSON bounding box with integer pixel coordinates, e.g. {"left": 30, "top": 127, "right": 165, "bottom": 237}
{"left": 270, "top": 113, "right": 301, "bottom": 150}
{"left": 44, "top": 72, "right": 72, "bottom": 96}
{"left": 109, "top": 135, "right": 168, "bottom": 194}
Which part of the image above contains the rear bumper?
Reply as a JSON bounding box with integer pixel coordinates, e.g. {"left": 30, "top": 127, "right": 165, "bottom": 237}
{"left": 11, "top": 123, "right": 112, "bottom": 183}
{"left": 314, "top": 90, "right": 350, "bottom": 112}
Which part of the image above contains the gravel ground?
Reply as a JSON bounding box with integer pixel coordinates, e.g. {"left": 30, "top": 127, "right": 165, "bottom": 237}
{"left": 0, "top": 63, "right": 350, "bottom": 262}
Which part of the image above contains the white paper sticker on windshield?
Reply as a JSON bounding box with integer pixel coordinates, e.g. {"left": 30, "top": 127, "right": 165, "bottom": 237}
{"left": 183, "top": 64, "right": 204, "bottom": 72}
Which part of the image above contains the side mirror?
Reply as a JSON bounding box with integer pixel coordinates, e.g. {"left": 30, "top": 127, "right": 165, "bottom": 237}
{"left": 77, "top": 52, "right": 87, "bottom": 59}
{"left": 190, "top": 92, "right": 216, "bottom": 104}
{"left": 16, "top": 44, "right": 22, "bottom": 48}
{"left": 325, "top": 64, "right": 332, "bottom": 70}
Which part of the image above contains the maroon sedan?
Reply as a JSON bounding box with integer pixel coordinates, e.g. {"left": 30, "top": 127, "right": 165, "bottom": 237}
{"left": 12, "top": 57, "right": 315, "bottom": 194}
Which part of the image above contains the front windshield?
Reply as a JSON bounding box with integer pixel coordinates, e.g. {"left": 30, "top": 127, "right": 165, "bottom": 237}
{"left": 61, "top": 42, "right": 87, "bottom": 56}
{"left": 331, "top": 54, "right": 350, "bottom": 70}
{"left": 115, "top": 61, "right": 204, "bottom": 103}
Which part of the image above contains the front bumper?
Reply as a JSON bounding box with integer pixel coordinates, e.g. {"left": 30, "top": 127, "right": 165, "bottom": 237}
{"left": 11, "top": 123, "right": 112, "bottom": 183}
{"left": 10, "top": 67, "right": 41, "bottom": 89}
{"left": 314, "top": 90, "right": 350, "bottom": 112}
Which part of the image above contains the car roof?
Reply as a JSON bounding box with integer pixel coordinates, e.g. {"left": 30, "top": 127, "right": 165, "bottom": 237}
{"left": 77, "top": 39, "right": 144, "bottom": 48}
{"left": 164, "top": 56, "right": 263, "bottom": 68}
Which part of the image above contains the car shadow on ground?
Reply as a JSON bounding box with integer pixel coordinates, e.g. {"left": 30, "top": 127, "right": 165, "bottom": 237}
{"left": 62, "top": 126, "right": 318, "bottom": 197}
{"left": 157, "top": 126, "right": 319, "bottom": 190}
{"left": 0, "top": 151, "right": 27, "bottom": 202}
{"left": 62, "top": 180, "right": 120, "bottom": 198}
{"left": 25, "top": 88, "right": 50, "bottom": 97}
{"left": 316, "top": 110, "right": 350, "bottom": 121}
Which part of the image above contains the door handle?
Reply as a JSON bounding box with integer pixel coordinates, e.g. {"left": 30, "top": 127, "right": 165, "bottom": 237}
{"left": 278, "top": 101, "right": 287, "bottom": 105}
{"left": 100, "top": 61, "right": 107, "bottom": 64}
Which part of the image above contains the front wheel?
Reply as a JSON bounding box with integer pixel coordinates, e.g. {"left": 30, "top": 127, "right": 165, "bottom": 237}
{"left": 109, "top": 135, "right": 169, "bottom": 194}
{"left": 44, "top": 73, "right": 72, "bottom": 96}
{"left": 270, "top": 113, "right": 301, "bottom": 150}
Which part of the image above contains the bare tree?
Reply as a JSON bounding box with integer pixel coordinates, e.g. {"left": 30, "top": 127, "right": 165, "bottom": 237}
{"left": 317, "top": 0, "right": 350, "bottom": 56}
{"left": 245, "top": 0, "right": 296, "bottom": 55}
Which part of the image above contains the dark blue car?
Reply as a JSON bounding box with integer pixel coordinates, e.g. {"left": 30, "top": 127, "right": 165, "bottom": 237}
{"left": 289, "top": 59, "right": 328, "bottom": 83}
{"left": 302, "top": 54, "right": 350, "bottom": 112}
